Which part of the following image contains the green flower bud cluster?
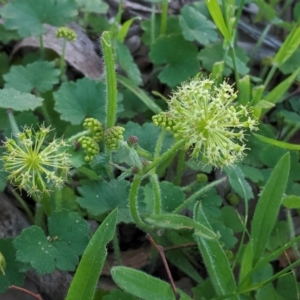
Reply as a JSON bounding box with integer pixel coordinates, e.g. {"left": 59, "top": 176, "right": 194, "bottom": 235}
{"left": 78, "top": 136, "right": 100, "bottom": 162}
{"left": 152, "top": 112, "right": 177, "bottom": 133}
{"left": 56, "top": 27, "right": 77, "bottom": 41}
{"left": 196, "top": 173, "right": 208, "bottom": 183}
{"left": 1, "top": 125, "right": 70, "bottom": 196}
{"left": 104, "top": 126, "right": 125, "bottom": 150}
{"left": 165, "top": 76, "right": 258, "bottom": 167}
{"left": 83, "top": 118, "right": 103, "bottom": 142}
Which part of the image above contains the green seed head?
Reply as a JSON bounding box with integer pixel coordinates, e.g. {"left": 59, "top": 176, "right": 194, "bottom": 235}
{"left": 104, "top": 126, "right": 125, "bottom": 150}
{"left": 56, "top": 27, "right": 77, "bottom": 41}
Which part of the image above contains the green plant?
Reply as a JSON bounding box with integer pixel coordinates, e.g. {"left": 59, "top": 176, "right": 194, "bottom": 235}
{"left": 0, "top": 0, "right": 300, "bottom": 300}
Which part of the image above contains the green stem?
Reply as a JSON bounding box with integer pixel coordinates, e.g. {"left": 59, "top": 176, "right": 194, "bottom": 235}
{"left": 249, "top": 23, "right": 272, "bottom": 67}
{"left": 7, "top": 109, "right": 20, "bottom": 135}
{"left": 287, "top": 209, "right": 300, "bottom": 259}
{"left": 173, "top": 149, "right": 185, "bottom": 186}
{"left": 150, "top": 4, "right": 156, "bottom": 44}
{"left": 142, "top": 140, "right": 185, "bottom": 175}
{"left": 129, "top": 175, "right": 150, "bottom": 231}
{"left": 150, "top": 172, "right": 161, "bottom": 214}
{"left": 8, "top": 185, "right": 34, "bottom": 223}
{"left": 154, "top": 129, "right": 165, "bottom": 159}
{"left": 34, "top": 202, "right": 45, "bottom": 227}
{"left": 60, "top": 39, "right": 67, "bottom": 82}
{"left": 101, "top": 31, "right": 118, "bottom": 129}
{"left": 136, "top": 145, "right": 153, "bottom": 160}
{"left": 54, "top": 188, "right": 62, "bottom": 211}
{"left": 39, "top": 35, "right": 45, "bottom": 58}
{"left": 113, "top": 231, "right": 122, "bottom": 265}
{"left": 160, "top": 0, "right": 168, "bottom": 35}
{"left": 263, "top": 64, "right": 277, "bottom": 89}
{"left": 283, "top": 123, "right": 300, "bottom": 142}
{"left": 172, "top": 178, "right": 226, "bottom": 214}
{"left": 229, "top": 45, "right": 240, "bottom": 91}
{"left": 68, "top": 130, "right": 90, "bottom": 142}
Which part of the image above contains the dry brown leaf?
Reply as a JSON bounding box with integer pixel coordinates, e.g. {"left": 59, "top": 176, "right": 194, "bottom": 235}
{"left": 12, "top": 23, "right": 103, "bottom": 79}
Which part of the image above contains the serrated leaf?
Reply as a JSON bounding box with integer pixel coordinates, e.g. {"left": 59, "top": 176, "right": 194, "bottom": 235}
{"left": 4, "top": 61, "right": 60, "bottom": 93}
{"left": 199, "top": 186, "right": 222, "bottom": 219}
{"left": 282, "top": 195, "right": 300, "bottom": 209}
{"left": 212, "top": 221, "right": 237, "bottom": 249}
{"left": 219, "top": 206, "right": 244, "bottom": 233}
{"left": 198, "top": 42, "right": 249, "bottom": 76}
{"left": 239, "top": 164, "right": 264, "bottom": 183}
{"left": 77, "top": 179, "right": 132, "bottom": 223}
{"left": 149, "top": 34, "right": 199, "bottom": 87}
{"left": 111, "top": 266, "right": 193, "bottom": 300}
{"left": 143, "top": 181, "right": 185, "bottom": 213}
{"left": 0, "top": 0, "right": 77, "bottom": 37}
{"left": 224, "top": 165, "right": 254, "bottom": 201}
{"left": 76, "top": 0, "right": 108, "bottom": 14}
{"left": 0, "top": 88, "right": 43, "bottom": 111}
{"left": 0, "top": 238, "right": 25, "bottom": 293}
{"left": 141, "top": 15, "right": 181, "bottom": 46}
{"left": 13, "top": 210, "right": 90, "bottom": 274}
{"left": 179, "top": 6, "right": 217, "bottom": 45}
{"left": 66, "top": 209, "right": 117, "bottom": 300}
{"left": 0, "top": 24, "right": 20, "bottom": 44}
{"left": 114, "top": 40, "right": 142, "bottom": 86}
{"left": 53, "top": 78, "right": 106, "bottom": 125}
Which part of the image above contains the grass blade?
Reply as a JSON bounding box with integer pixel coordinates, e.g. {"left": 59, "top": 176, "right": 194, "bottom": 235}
{"left": 111, "top": 266, "right": 192, "bottom": 300}
{"left": 65, "top": 209, "right": 118, "bottom": 300}
{"left": 194, "top": 203, "right": 239, "bottom": 300}
{"left": 251, "top": 152, "right": 290, "bottom": 265}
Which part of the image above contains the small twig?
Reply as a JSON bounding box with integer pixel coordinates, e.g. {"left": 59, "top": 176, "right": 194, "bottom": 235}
{"left": 9, "top": 285, "right": 43, "bottom": 300}
{"left": 146, "top": 234, "right": 180, "bottom": 300}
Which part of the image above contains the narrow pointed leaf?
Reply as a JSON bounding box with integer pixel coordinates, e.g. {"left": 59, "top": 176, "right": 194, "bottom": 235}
{"left": 111, "top": 266, "right": 192, "bottom": 300}
{"left": 251, "top": 152, "right": 290, "bottom": 265}
{"left": 144, "top": 213, "right": 218, "bottom": 239}
{"left": 194, "top": 203, "right": 239, "bottom": 299}
{"left": 66, "top": 209, "right": 118, "bottom": 300}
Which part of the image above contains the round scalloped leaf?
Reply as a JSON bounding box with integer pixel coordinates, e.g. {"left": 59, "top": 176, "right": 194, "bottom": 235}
{"left": 4, "top": 61, "right": 60, "bottom": 93}
{"left": 149, "top": 34, "right": 199, "bottom": 87}
{"left": 77, "top": 179, "right": 132, "bottom": 223}
{"left": 0, "top": 88, "right": 43, "bottom": 111}
{"left": 0, "top": 0, "right": 77, "bottom": 37}
{"left": 53, "top": 78, "right": 106, "bottom": 125}
{"left": 13, "top": 210, "right": 90, "bottom": 274}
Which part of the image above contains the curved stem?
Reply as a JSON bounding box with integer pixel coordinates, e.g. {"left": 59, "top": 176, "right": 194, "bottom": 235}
{"left": 173, "top": 178, "right": 226, "bottom": 214}
{"left": 150, "top": 172, "right": 161, "bottom": 214}
{"left": 129, "top": 175, "right": 150, "bottom": 231}
{"left": 160, "top": 0, "right": 168, "bottom": 35}
{"left": 173, "top": 149, "right": 185, "bottom": 186}
{"left": 142, "top": 140, "right": 185, "bottom": 175}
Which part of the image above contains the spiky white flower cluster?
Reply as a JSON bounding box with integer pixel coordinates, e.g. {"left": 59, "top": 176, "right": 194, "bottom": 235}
{"left": 155, "top": 77, "right": 258, "bottom": 167}
{"left": 2, "top": 125, "right": 70, "bottom": 196}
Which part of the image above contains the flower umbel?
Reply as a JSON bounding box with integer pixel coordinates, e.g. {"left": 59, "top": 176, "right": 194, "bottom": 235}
{"left": 165, "top": 77, "right": 258, "bottom": 167}
{"left": 2, "top": 125, "right": 70, "bottom": 196}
